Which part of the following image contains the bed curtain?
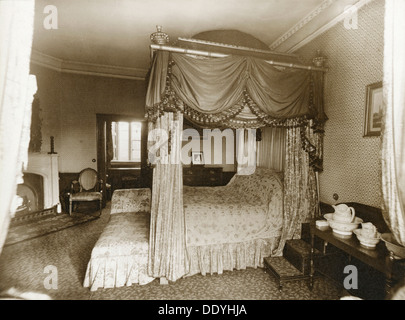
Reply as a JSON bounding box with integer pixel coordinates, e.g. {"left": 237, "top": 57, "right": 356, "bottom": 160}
{"left": 236, "top": 128, "right": 257, "bottom": 173}
{"left": 257, "top": 127, "right": 286, "bottom": 171}
{"left": 147, "top": 112, "right": 189, "bottom": 282}
{"left": 278, "top": 123, "right": 319, "bottom": 253}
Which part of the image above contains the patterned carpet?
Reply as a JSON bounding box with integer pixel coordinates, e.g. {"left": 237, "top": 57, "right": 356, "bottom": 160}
{"left": 0, "top": 203, "right": 343, "bottom": 300}
{"left": 4, "top": 208, "right": 100, "bottom": 246}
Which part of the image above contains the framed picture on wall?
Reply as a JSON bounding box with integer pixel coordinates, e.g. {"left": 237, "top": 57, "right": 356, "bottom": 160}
{"left": 364, "top": 81, "right": 383, "bottom": 137}
{"left": 191, "top": 151, "right": 204, "bottom": 165}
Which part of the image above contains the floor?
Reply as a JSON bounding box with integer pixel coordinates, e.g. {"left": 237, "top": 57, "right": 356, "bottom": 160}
{"left": 0, "top": 202, "right": 343, "bottom": 300}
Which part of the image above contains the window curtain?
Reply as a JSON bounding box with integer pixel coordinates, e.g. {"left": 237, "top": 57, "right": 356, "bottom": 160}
{"left": 236, "top": 129, "right": 257, "bottom": 173}
{"left": 105, "top": 120, "right": 114, "bottom": 167}
{"left": 256, "top": 127, "right": 286, "bottom": 171}
{"left": 148, "top": 111, "right": 189, "bottom": 282}
{"left": 381, "top": 0, "right": 405, "bottom": 247}
{"left": 0, "top": 0, "right": 36, "bottom": 254}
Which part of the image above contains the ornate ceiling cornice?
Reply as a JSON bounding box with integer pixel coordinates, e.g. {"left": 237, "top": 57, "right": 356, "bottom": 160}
{"left": 269, "top": 0, "right": 334, "bottom": 51}
{"left": 270, "top": 0, "right": 374, "bottom": 53}
{"left": 30, "top": 50, "right": 148, "bottom": 80}
{"left": 286, "top": 0, "right": 373, "bottom": 53}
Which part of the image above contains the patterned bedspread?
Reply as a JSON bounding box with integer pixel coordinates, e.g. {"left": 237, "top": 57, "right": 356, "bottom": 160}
{"left": 184, "top": 168, "right": 284, "bottom": 248}
{"left": 83, "top": 189, "right": 155, "bottom": 291}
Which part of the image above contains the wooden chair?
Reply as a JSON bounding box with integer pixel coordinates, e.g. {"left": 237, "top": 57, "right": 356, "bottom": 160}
{"left": 69, "top": 168, "right": 103, "bottom": 216}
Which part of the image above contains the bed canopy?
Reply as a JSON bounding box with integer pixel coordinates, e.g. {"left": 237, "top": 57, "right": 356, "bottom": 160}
{"left": 146, "top": 30, "right": 327, "bottom": 128}
{"left": 145, "top": 29, "right": 328, "bottom": 282}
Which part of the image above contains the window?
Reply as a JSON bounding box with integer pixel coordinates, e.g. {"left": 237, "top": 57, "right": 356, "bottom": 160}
{"left": 111, "top": 121, "right": 142, "bottom": 163}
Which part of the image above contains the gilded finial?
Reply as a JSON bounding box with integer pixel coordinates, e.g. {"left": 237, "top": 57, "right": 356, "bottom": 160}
{"left": 150, "top": 25, "right": 170, "bottom": 44}
{"left": 313, "top": 49, "right": 327, "bottom": 67}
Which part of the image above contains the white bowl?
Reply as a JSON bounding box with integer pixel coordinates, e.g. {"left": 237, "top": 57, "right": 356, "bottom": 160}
{"left": 324, "top": 213, "right": 363, "bottom": 235}
{"left": 331, "top": 228, "right": 352, "bottom": 238}
{"left": 381, "top": 233, "right": 405, "bottom": 258}
{"left": 353, "top": 229, "right": 381, "bottom": 249}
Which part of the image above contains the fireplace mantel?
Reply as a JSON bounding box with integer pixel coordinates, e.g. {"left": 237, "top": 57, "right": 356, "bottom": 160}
{"left": 24, "top": 153, "right": 59, "bottom": 209}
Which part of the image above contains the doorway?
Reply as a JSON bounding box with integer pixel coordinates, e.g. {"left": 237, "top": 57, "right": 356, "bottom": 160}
{"left": 96, "top": 114, "right": 150, "bottom": 200}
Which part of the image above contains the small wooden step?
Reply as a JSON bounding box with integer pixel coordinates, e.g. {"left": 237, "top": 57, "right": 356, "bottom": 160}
{"left": 284, "top": 239, "right": 321, "bottom": 275}
{"left": 264, "top": 256, "right": 309, "bottom": 291}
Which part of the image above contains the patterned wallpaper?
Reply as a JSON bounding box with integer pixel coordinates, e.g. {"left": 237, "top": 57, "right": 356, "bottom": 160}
{"left": 295, "top": 0, "right": 384, "bottom": 207}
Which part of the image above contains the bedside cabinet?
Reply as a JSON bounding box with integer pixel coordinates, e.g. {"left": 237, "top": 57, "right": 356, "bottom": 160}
{"left": 183, "top": 166, "right": 223, "bottom": 186}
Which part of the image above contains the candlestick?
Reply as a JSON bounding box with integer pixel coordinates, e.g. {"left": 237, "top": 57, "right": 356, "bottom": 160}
{"left": 48, "top": 136, "right": 57, "bottom": 154}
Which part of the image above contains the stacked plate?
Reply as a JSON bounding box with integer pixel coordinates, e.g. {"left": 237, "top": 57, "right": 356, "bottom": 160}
{"left": 324, "top": 213, "right": 363, "bottom": 238}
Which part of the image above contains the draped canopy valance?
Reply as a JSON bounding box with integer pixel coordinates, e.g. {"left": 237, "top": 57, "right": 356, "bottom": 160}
{"left": 145, "top": 50, "right": 327, "bottom": 129}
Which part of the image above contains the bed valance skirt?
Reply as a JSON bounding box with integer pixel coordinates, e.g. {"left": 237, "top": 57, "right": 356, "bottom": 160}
{"left": 186, "top": 238, "right": 280, "bottom": 277}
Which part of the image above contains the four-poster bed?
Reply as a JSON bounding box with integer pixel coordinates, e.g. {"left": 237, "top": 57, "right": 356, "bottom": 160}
{"left": 83, "top": 30, "right": 328, "bottom": 290}
{"left": 146, "top": 30, "right": 327, "bottom": 283}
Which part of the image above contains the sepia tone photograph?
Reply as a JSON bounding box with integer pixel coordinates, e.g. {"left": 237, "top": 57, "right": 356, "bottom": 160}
{"left": 364, "top": 81, "right": 383, "bottom": 136}
{"left": 1, "top": 0, "right": 405, "bottom": 311}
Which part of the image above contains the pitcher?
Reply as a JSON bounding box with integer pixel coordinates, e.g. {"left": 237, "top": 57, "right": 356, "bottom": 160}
{"left": 332, "top": 204, "right": 356, "bottom": 223}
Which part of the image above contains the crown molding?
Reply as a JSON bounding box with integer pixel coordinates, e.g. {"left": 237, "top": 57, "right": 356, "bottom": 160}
{"left": 269, "top": 0, "right": 373, "bottom": 53}
{"left": 30, "top": 50, "right": 148, "bottom": 80}
{"left": 269, "top": 0, "right": 334, "bottom": 51}
{"left": 30, "top": 50, "right": 63, "bottom": 72}
{"left": 286, "top": 0, "right": 373, "bottom": 53}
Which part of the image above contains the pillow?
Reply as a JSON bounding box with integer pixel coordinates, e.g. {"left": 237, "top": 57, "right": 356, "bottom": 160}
{"left": 110, "top": 188, "right": 151, "bottom": 215}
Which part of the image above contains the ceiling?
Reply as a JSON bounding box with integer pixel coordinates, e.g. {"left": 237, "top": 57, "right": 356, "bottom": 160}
{"left": 31, "top": 0, "right": 362, "bottom": 79}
